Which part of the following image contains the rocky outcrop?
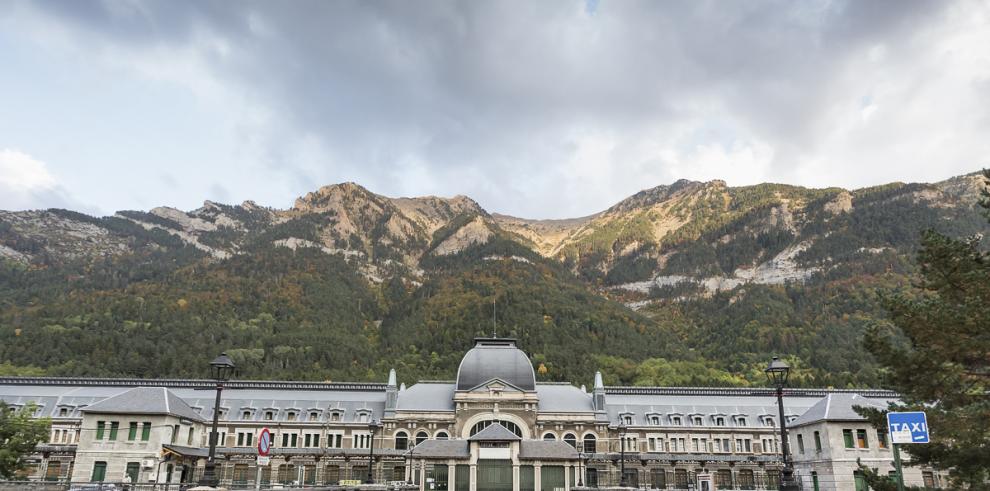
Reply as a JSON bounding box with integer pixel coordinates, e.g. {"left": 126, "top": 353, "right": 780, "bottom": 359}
{"left": 432, "top": 216, "right": 494, "bottom": 256}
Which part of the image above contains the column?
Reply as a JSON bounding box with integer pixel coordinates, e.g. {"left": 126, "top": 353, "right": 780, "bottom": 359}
{"left": 420, "top": 461, "right": 427, "bottom": 491}
{"left": 470, "top": 463, "right": 478, "bottom": 491}
{"left": 513, "top": 464, "right": 521, "bottom": 491}
{"left": 534, "top": 463, "right": 542, "bottom": 491}
{"left": 406, "top": 461, "right": 412, "bottom": 483}
{"left": 449, "top": 463, "right": 457, "bottom": 491}
{"left": 564, "top": 463, "right": 571, "bottom": 491}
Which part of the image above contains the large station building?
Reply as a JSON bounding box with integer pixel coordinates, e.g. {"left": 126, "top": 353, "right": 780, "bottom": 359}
{"left": 1, "top": 337, "right": 946, "bottom": 490}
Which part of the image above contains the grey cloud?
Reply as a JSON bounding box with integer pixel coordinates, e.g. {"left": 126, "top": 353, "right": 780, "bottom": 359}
{"left": 18, "top": 0, "right": 981, "bottom": 218}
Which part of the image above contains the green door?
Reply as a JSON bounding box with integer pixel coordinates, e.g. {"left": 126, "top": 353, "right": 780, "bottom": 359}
{"left": 432, "top": 464, "right": 449, "bottom": 490}
{"left": 456, "top": 465, "right": 470, "bottom": 491}
{"left": 91, "top": 462, "right": 107, "bottom": 482}
{"left": 125, "top": 462, "right": 140, "bottom": 483}
{"left": 854, "top": 471, "right": 868, "bottom": 491}
{"left": 541, "top": 465, "right": 565, "bottom": 491}
{"left": 478, "top": 460, "right": 513, "bottom": 491}
{"left": 520, "top": 466, "right": 535, "bottom": 491}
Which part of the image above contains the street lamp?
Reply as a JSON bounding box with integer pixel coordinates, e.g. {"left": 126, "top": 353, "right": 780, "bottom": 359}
{"left": 577, "top": 452, "right": 586, "bottom": 487}
{"left": 366, "top": 419, "right": 383, "bottom": 484}
{"left": 766, "top": 356, "right": 799, "bottom": 491}
{"left": 617, "top": 423, "right": 628, "bottom": 487}
{"left": 199, "top": 352, "right": 235, "bottom": 487}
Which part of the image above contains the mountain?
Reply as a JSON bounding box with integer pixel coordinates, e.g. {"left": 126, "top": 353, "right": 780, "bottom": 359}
{"left": 1, "top": 172, "right": 987, "bottom": 387}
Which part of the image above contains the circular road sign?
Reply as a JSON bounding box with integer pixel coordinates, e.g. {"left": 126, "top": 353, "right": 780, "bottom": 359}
{"left": 258, "top": 427, "right": 272, "bottom": 456}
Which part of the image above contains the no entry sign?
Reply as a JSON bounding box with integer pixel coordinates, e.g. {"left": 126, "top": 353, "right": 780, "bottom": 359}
{"left": 258, "top": 427, "right": 272, "bottom": 456}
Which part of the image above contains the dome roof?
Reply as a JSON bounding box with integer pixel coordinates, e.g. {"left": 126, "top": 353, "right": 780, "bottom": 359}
{"left": 456, "top": 338, "right": 536, "bottom": 391}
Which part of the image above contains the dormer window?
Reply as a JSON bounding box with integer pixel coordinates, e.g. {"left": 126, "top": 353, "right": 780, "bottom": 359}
{"left": 286, "top": 411, "right": 297, "bottom": 421}
{"left": 621, "top": 415, "right": 633, "bottom": 425}
{"left": 648, "top": 415, "right": 661, "bottom": 426}
{"left": 714, "top": 416, "right": 726, "bottom": 427}
{"left": 264, "top": 411, "right": 274, "bottom": 421}
{"left": 692, "top": 416, "right": 703, "bottom": 426}
{"left": 242, "top": 410, "right": 252, "bottom": 420}
{"left": 309, "top": 411, "right": 320, "bottom": 422}
{"left": 330, "top": 411, "right": 342, "bottom": 422}
{"left": 763, "top": 417, "right": 775, "bottom": 427}
{"left": 736, "top": 417, "right": 748, "bottom": 427}
{"left": 58, "top": 407, "right": 69, "bottom": 417}
{"left": 670, "top": 416, "right": 683, "bottom": 426}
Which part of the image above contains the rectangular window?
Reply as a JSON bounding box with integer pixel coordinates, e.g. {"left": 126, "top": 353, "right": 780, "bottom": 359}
{"left": 247, "top": 433, "right": 253, "bottom": 447}
{"left": 171, "top": 425, "right": 179, "bottom": 444}
{"left": 692, "top": 438, "right": 699, "bottom": 452}
{"left": 797, "top": 434, "right": 805, "bottom": 454}
{"left": 305, "top": 434, "right": 312, "bottom": 447}
{"left": 291, "top": 433, "right": 298, "bottom": 447}
{"left": 187, "top": 427, "right": 194, "bottom": 445}
{"left": 282, "top": 433, "right": 289, "bottom": 447}
{"left": 238, "top": 433, "right": 245, "bottom": 446}
{"left": 814, "top": 431, "right": 822, "bottom": 452}
{"left": 96, "top": 421, "right": 106, "bottom": 440}
{"left": 857, "top": 429, "right": 869, "bottom": 448}
{"left": 312, "top": 434, "right": 319, "bottom": 447}
{"left": 922, "top": 471, "right": 935, "bottom": 488}
{"left": 141, "top": 422, "right": 151, "bottom": 441}
{"left": 108, "top": 422, "right": 119, "bottom": 441}
{"left": 128, "top": 422, "right": 138, "bottom": 441}
{"left": 843, "top": 429, "right": 855, "bottom": 448}
{"left": 877, "top": 431, "right": 888, "bottom": 449}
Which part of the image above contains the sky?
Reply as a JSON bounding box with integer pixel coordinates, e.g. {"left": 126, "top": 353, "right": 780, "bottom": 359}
{"left": 0, "top": 0, "right": 988, "bottom": 219}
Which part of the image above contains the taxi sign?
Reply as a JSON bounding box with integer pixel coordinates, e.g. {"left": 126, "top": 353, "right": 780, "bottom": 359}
{"left": 887, "top": 411, "right": 929, "bottom": 444}
{"left": 258, "top": 427, "right": 272, "bottom": 456}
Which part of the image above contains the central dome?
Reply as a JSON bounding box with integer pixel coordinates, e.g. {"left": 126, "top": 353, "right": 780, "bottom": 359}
{"left": 455, "top": 338, "right": 536, "bottom": 391}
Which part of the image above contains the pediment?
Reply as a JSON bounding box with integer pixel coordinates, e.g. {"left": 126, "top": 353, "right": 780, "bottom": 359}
{"left": 468, "top": 377, "right": 526, "bottom": 394}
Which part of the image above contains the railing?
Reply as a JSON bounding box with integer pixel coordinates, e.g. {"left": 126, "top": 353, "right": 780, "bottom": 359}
{"left": 0, "top": 482, "right": 419, "bottom": 491}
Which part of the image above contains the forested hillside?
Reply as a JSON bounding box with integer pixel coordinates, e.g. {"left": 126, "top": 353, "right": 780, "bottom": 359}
{"left": 1, "top": 172, "right": 986, "bottom": 387}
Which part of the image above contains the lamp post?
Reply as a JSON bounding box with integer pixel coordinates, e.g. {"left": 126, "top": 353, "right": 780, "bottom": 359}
{"left": 366, "top": 419, "right": 383, "bottom": 484}
{"left": 617, "top": 423, "right": 628, "bottom": 487}
{"left": 766, "top": 356, "right": 799, "bottom": 491}
{"left": 199, "top": 352, "right": 235, "bottom": 488}
{"left": 577, "top": 452, "right": 585, "bottom": 487}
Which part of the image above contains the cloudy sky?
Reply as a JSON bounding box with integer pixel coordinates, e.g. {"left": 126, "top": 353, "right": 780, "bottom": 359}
{"left": 1, "top": 0, "right": 988, "bottom": 218}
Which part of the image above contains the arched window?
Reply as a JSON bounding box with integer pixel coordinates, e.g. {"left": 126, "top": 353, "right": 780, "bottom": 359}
{"left": 543, "top": 433, "right": 557, "bottom": 441}
{"left": 469, "top": 420, "right": 523, "bottom": 438}
{"left": 564, "top": 433, "right": 577, "bottom": 448}
{"left": 435, "top": 432, "right": 449, "bottom": 440}
{"left": 394, "top": 432, "right": 408, "bottom": 450}
{"left": 583, "top": 434, "right": 597, "bottom": 453}
{"left": 415, "top": 431, "right": 429, "bottom": 445}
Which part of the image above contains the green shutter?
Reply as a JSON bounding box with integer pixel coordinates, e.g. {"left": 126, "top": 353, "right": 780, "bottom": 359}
{"left": 456, "top": 464, "right": 470, "bottom": 491}
{"left": 96, "top": 421, "right": 106, "bottom": 440}
{"left": 843, "top": 429, "right": 854, "bottom": 448}
{"left": 109, "top": 422, "right": 119, "bottom": 440}
{"left": 142, "top": 422, "right": 151, "bottom": 441}
{"left": 519, "top": 466, "right": 535, "bottom": 491}
{"left": 128, "top": 422, "right": 138, "bottom": 441}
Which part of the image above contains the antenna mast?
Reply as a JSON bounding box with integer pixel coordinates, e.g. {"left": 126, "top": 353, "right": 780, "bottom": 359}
{"left": 492, "top": 296, "right": 497, "bottom": 338}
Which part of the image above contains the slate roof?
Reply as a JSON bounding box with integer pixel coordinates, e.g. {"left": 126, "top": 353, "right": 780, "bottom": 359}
{"left": 456, "top": 338, "right": 536, "bottom": 391}
{"left": 536, "top": 384, "right": 594, "bottom": 412}
{"left": 81, "top": 387, "right": 205, "bottom": 422}
{"left": 405, "top": 440, "right": 470, "bottom": 458}
{"left": 519, "top": 441, "right": 579, "bottom": 460}
{"left": 788, "top": 393, "right": 889, "bottom": 428}
{"left": 468, "top": 423, "right": 521, "bottom": 441}
{"left": 396, "top": 382, "right": 455, "bottom": 411}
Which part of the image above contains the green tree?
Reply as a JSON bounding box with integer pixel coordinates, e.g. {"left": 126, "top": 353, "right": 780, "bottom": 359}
{"left": 862, "top": 172, "right": 990, "bottom": 488}
{"left": 0, "top": 402, "right": 50, "bottom": 479}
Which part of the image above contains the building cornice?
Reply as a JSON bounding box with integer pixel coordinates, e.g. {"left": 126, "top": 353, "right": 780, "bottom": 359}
{"left": 0, "top": 376, "right": 387, "bottom": 392}
{"left": 604, "top": 386, "right": 899, "bottom": 398}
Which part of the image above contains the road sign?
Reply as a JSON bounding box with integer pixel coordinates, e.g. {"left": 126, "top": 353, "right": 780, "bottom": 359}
{"left": 257, "top": 456, "right": 270, "bottom": 466}
{"left": 258, "top": 427, "right": 272, "bottom": 456}
{"left": 887, "top": 411, "right": 929, "bottom": 444}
